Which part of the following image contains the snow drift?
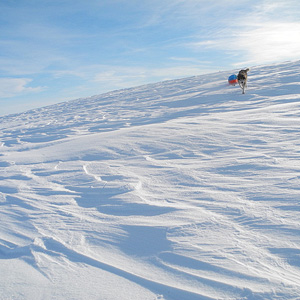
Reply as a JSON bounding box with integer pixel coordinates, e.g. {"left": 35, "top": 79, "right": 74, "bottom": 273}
{"left": 1, "top": 60, "right": 300, "bottom": 300}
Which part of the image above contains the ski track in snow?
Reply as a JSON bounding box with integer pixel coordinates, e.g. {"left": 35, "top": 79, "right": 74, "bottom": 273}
{"left": 0, "top": 61, "right": 300, "bottom": 299}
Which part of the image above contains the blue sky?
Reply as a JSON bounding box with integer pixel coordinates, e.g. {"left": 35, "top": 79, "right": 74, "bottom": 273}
{"left": 1, "top": 0, "right": 300, "bottom": 115}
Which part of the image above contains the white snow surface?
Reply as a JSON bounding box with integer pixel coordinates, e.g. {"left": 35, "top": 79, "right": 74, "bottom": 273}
{"left": 1, "top": 61, "right": 300, "bottom": 300}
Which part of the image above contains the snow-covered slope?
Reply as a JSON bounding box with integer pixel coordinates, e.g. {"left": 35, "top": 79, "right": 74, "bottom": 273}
{"left": 1, "top": 61, "right": 300, "bottom": 300}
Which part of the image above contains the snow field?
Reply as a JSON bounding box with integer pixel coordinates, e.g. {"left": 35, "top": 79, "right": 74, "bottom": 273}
{"left": 0, "top": 60, "right": 300, "bottom": 299}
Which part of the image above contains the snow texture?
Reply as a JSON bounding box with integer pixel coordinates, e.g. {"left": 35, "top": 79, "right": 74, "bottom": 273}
{"left": 1, "top": 60, "right": 300, "bottom": 300}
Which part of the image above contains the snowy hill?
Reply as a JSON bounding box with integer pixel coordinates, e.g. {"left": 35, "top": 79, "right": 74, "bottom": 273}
{"left": 1, "top": 60, "right": 300, "bottom": 300}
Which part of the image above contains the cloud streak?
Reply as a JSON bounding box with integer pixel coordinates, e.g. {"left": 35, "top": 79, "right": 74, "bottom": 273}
{"left": 187, "top": 0, "right": 300, "bottom": 67}
{"left": 0, "top": 78, "right": 44, "bottom": 98}
{"left": 92, "top": 65, "right": 208, "bottom": 88}
{"left": 233, "top": 22, "right": 300, "bottom": 66}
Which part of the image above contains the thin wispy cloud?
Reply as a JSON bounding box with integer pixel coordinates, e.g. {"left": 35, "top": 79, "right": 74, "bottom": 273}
{"left": 0, "top": 78, "right": 44, "bottom": 98}
{"left": 187, "top": 0, "right": 300, "bottom": 66}
{"left": 233, "top": 22, "right": 300, "bottom": 66}
{"left": 92, "top": 65, "right": 208, "bottom": 88}
{"left": 232, "top": 0, "right": 300, "bottom": 65}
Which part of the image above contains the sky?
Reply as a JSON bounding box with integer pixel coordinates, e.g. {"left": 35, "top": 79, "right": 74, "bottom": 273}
{"left": 1, "top": 0, "right": 300, "bottom": 116}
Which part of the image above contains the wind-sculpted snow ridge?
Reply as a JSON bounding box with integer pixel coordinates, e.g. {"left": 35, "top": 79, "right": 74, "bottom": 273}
{"left": 1, "top": 60, "right": 300, "bottom": 299}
